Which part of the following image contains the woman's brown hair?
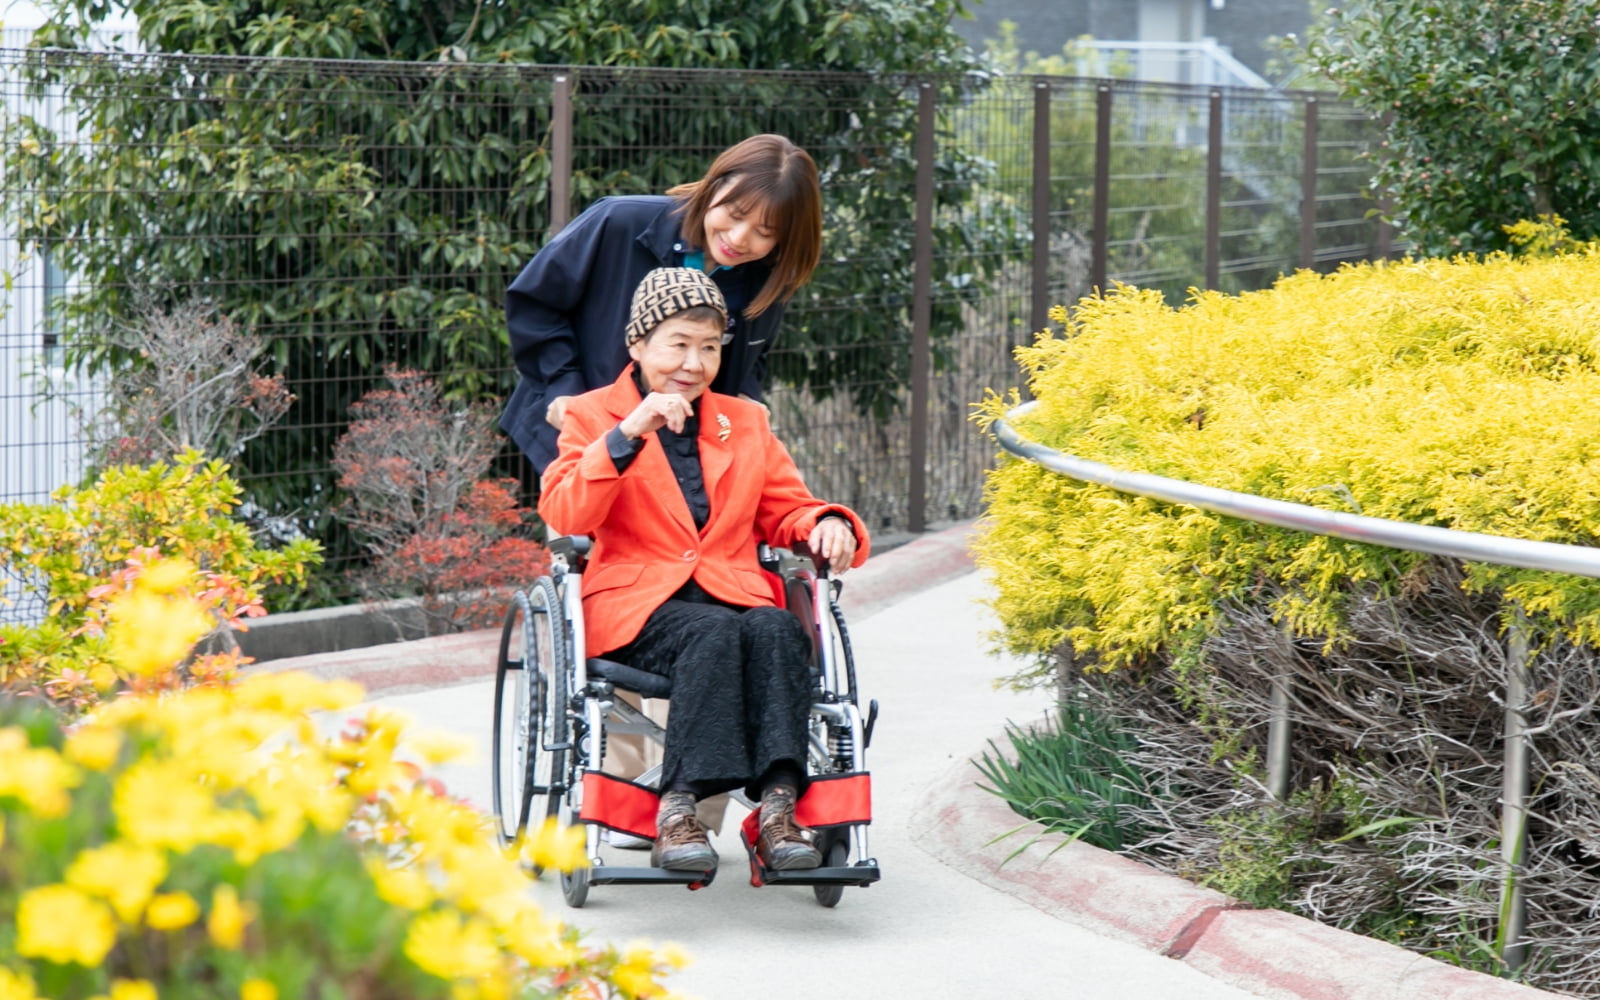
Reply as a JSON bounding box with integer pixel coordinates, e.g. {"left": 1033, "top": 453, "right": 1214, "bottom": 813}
{"left": 667, "top": 134, "right": 822, "bottom": 318}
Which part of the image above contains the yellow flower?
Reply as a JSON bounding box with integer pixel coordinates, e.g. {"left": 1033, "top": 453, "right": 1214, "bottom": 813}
{"left": 332, "top": 709, "right": 413, "bottom": 796}
{"left": 440, "top": 843, "right": 524, "bottom": 913}
{"left": 611, "top": 943, "right": 667, "bottom": 1000}
{"left": 365, "top": 858, "right": 434, "bottom": 910}
{"left": 105, "top": 586, "right": 214, "bottom": 678}
{"left": 403, "top": 910, "right": 501, "bottom": 981}
{"left": 0, "top": 967, "right": 38, "bottom": 1000}
{"left": 144, "top": 892, "right": 200, "bottom": 930}
{"left": 236, "top": 671, "right": 363, "bottom": 715}
{"left": 500, "top": 909, "right": 579, "bottom": 968}
{"left": 521, "top": 816, "right": 590, "bottom": 873}
{"left": 114, "top": 761, "right": 215, "bottom": 851}
{"left": 66, "top": 841, "right": 168, "bottom": 922}
{"left": 16, "top": 884, "right": 117, "bottom": 966}
{"left": 0, "top": 727, "right": 82, "bottom": 817}
{"left": 206, "top": 885, "right": 253, "bottom": 950}
{"left": 657, "top": 943, "right": 691, "bottom": 971}
{"left": 250, "top": 756, "right": 348, "bottom": 834}
{"left": 64, "top": 725, "right": 123, "bottom": 771}
{"left": 240, "top": 979, "right": 276, "bottom": 1000}
{"left": 407, "top": 729, "right": 474, "bottom": 766}
{"left": 104, "top": 980, "right": 157, "bottom": 1000}
{"left": 140, "top": 557, "right": 196, "bottom": 594}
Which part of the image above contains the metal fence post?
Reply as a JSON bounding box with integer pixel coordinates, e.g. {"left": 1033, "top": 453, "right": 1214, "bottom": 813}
{"left": 1375, "top": 190, "right": 1395, "bottom": 261}
{"left": 908, "top": 81, "right": 935, "bottom": 534}
{"left": 1299, "top": 97, "right": 1319, "bottom": 271}
{"left": 1267, "top": 656, "right": 1292, "bottom": 801}
{"left": 1205, "top": 89, "right": 1223, "bottom": 290}
{"left": 1500, "top": 608, "right": 1532, "bottom": 971}
{"left": 1092, "top": 85, "right": 1111, "bottom": 294}
{"left": 1031, "top": 80, "right": 1052, "bottom": 335}
{"left": 550, "top": 73, "right": 573, "bottom": 237}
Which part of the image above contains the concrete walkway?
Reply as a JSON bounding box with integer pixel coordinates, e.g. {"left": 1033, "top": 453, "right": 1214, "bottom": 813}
{"left": 276, "top": 523, "right": 1566, "bottom": 1000}
{"left": 368, "top": 569, "right": 1263, "bottom": 1000}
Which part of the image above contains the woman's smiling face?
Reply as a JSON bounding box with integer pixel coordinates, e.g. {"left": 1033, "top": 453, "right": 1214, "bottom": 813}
{"left": 628, "top": 314, "right": 725, "bottom": 400}
{"left": 702, "top": 183, "right": 777, "bottom": 268}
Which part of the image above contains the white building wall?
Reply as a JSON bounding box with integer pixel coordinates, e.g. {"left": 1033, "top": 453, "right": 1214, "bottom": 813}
{"left": 1, "top": 6, "right": 137, "bottom": 506}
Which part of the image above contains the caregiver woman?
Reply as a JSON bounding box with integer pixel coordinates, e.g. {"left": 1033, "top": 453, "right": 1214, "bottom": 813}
{"left": 499, "top": 133, "right": 824, "bottom": 475}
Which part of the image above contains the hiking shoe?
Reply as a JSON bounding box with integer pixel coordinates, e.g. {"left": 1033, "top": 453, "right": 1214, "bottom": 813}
{"left": 755, "top": 784, "right": 820, "bottom": 871}
{"left": 652, "top": 791, "right": 716, "bottom": 872}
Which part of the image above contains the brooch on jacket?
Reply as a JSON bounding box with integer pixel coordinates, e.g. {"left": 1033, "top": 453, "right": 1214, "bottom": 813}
{"left": 716, "top": 414, "right": 732, "bottom": 442}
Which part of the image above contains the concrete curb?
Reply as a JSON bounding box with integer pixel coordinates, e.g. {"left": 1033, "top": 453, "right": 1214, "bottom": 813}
{"left": 909, "top": 753, "right": 1571, "bottom": 1000}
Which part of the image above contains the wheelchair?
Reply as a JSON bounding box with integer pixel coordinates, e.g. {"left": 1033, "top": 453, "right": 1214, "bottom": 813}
{"left": 492, "top": 535, "right": 881, "bottom": 908}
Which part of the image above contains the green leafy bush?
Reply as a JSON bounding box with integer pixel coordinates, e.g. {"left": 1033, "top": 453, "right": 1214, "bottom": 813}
{"left": 1302, "top": 0, "right": 1600, "bottom": 255}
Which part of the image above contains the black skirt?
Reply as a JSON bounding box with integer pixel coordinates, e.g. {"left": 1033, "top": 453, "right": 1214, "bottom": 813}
{"left": 613, "top": 595, "right": 813, "bottom": 801}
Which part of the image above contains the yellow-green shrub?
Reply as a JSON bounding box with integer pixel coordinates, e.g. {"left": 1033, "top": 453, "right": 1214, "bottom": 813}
{"left": 0, "top": 451, "right": 321, "bottom": 713}
{"left": 976, "top": 236, "right": 1600, "bottom": 674}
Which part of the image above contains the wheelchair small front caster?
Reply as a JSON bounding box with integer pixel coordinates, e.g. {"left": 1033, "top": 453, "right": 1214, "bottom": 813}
{"left": 812, "top": 836, "right": 849, "bottom": 908}
{"left": 562, "top": 865, "right": 590, "bottom": 908}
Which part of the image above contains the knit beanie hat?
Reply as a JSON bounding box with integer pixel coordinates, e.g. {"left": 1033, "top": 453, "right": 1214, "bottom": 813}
{"left": 625, "top": 267, "right": 728, "bottom": 347}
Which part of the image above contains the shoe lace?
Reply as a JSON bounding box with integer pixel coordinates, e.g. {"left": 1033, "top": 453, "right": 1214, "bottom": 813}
{"left": 760, "top": 797, "right": 809, "bottom": 844}
{"left": 659, "top": 812, "right": 704, "bottom": 845}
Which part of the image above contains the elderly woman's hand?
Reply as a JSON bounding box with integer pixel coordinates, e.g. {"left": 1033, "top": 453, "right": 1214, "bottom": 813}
{"left": 620, "top": 392, "right": 696, "bottom": 439}
{"left": 808, "top": 515, "right": 858, "bottom": 576}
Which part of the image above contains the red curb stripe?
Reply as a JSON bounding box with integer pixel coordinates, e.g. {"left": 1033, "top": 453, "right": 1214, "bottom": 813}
{"left": 1164, "top": 902, "right": 1252, "bottom": 960}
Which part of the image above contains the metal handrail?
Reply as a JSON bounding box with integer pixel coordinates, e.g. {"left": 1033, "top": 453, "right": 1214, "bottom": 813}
{"left": 994, "top": 400, "right": 1600, "bottom": 579}
{"left": 989, "top": 399, "right": 1593, "bottom": 971}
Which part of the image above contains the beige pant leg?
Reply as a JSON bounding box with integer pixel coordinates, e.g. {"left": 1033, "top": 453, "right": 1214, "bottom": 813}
{"left": 600, "top": 690, "right": 730, "bottom": 835}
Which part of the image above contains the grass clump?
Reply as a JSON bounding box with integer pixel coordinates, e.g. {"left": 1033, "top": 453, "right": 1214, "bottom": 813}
{"left": 974, "top": 701, "right": 1163, "bottom": 853}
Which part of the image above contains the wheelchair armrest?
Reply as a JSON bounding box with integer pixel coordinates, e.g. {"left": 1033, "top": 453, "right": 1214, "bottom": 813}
{"left": 787, "top": 540, "right": 830, "bottom": 579}
{"left": 547, "top": 534, "right": 593, "bottom": 563}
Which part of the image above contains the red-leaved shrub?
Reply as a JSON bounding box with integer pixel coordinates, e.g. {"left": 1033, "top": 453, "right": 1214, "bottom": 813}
{"left": 332, "top": 369, "right": 547, "bottom": 634}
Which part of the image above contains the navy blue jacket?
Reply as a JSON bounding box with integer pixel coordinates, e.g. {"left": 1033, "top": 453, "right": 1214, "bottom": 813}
{"left": 499, "top": 195, "right": 783, "bottom": 473}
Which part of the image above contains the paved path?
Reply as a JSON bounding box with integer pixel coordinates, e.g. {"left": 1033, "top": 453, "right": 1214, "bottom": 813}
{"left": 368, "top": 570, "right": 1263, "bottom": 1000}
{"left": 300, "top": 524, "right": 1562, "bottom": 1000}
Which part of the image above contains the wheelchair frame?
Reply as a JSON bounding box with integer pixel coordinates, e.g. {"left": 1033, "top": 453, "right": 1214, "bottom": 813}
{"left": 493, "top": 536, "right": 881, "bottom": 908}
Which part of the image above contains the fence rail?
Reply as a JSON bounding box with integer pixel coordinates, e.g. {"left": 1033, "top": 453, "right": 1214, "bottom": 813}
{"left": 0, "top": 49, "right": 1395, "bottom": 608}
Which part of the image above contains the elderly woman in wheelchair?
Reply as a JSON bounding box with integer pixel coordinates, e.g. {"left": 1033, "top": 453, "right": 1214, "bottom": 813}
{"left": 535, "top": 267, "right": 870, "bottom": 880}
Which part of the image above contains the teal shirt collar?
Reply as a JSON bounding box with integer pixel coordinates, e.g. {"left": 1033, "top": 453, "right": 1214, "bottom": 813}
{"left": 681, "top": 249, "right": 729, "bottom": 273}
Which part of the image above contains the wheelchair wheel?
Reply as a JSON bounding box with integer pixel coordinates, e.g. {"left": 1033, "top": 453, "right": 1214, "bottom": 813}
{"left": 813, "top": 832, "right": 849, "bottom": 908}
{"left": 492, "top": 594, "right": 535, "bottom": 847}
{"left": 490, "top": 577, "right": 569, "bottom": 857}
{"left": 559, "top": 693, "right": 601, "bottom": 908}
{"left": 561, "top": 861, "right": 591, "bottom": 908}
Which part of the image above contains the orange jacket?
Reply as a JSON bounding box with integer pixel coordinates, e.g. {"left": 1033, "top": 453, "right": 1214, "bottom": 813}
{"left": 539, "top": 366, "right": 871, "bottom": 658}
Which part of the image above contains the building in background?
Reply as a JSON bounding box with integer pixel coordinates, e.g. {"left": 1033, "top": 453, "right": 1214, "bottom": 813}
{"left": 0, "top": 4, "right": 135, "bottom": 509}
{"left": 956, "top": 0, "right": 1312, "bottom": 87}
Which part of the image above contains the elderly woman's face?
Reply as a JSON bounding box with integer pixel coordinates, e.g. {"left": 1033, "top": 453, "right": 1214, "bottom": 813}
{"left": 629, "top": 314, "right": 724, "bottom": 400}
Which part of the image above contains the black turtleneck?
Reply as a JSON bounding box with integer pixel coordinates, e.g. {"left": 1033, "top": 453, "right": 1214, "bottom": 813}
{"left": 605, "top": 370, "right": 710, "bottom": 532}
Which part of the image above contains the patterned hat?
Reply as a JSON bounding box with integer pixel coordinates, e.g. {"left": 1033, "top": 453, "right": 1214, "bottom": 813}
{"left": 625, "top": 267, "right": 728, "bottom": 347}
